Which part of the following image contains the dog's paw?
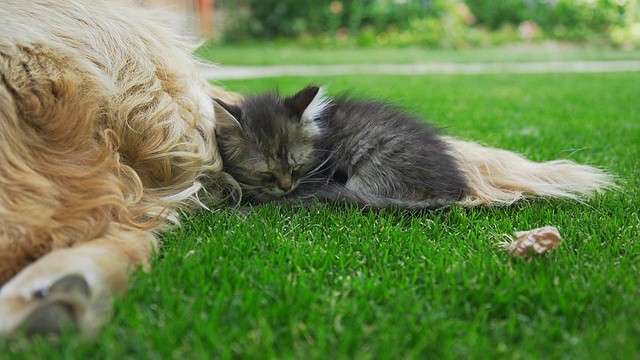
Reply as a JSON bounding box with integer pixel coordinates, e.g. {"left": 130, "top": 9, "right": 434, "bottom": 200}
{"left": 23, "top": 274, "right": 91, "bottom": 337}
{"left": 24, "top": 302, "right": 75, "bottom": 336}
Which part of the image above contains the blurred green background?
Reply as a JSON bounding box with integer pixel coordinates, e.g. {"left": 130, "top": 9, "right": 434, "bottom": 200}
{"left": 209, "top": 0, "right": 639, "bottom": 49}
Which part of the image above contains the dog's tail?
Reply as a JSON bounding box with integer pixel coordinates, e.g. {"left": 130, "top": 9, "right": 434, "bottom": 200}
{"left": 445, "top": 138, "right": 617, "bottom": 207}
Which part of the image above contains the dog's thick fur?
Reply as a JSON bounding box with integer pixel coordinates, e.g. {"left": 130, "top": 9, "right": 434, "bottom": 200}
{"left": 0, "top": 0, "right": 613, "bottom": 337}
{"left": 0, "top": 0, "right": 240, "bottom": 336}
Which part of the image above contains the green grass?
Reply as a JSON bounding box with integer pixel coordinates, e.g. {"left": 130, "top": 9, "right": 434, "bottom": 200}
{"left": 196, "top": 42, "right": 640, "bottom": 66}
{"left": 2, "top": 69, "right": 639, "bottom": 357}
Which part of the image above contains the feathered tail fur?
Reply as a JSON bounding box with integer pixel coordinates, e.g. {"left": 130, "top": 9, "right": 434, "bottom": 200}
{"left": 444, "top": 138, "right": 616, "bottom": 207}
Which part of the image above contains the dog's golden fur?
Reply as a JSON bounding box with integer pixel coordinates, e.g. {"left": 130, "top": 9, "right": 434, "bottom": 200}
{"left": 0, "top": 0, "right": 239, "bottom": 336}
{"left": 0, "top": 0, "right": 613, "bottom": 337}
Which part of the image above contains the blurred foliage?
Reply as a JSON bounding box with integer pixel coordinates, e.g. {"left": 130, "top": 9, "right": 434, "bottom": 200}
{"left": 216, "top": 0, "right": 640, "bottom": 48}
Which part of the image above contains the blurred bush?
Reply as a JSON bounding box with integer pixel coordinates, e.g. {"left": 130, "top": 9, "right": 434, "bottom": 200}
{"left": 216, "top": 0, "right": 640, "bottom": 48}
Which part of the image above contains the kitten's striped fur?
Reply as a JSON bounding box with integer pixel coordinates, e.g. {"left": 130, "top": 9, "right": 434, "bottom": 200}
{"left": 214, "top": 86, "right": 614, "bottom": 210}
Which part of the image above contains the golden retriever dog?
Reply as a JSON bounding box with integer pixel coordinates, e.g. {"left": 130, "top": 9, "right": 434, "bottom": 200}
{"left": 0, "top": 0, "right": 241, "bottom": 336}
{"left": 0, "top": 0, "right": 612, "bottom": 337}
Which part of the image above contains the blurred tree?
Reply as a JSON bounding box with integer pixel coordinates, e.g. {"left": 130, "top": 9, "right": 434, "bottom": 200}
{"left": 215, "top": 0, "right": 640, "bottom": 47}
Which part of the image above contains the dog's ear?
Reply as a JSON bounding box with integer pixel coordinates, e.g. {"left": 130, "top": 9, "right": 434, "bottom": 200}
{"left": 213, "top": 98, "right": 242, "bottom": 130}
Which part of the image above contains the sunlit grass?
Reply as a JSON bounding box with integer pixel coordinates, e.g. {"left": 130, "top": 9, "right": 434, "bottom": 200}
{"left": 3, "top": 69, "right": 638, "bottom": 358}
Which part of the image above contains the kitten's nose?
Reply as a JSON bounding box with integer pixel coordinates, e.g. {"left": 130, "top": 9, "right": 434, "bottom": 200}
{"left": 278, "top": 175, "right": 292, "bottom": 192}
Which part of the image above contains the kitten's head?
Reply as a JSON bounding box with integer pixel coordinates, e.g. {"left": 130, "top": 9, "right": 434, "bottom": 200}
{"left": 214, "top": 86, "right": 329, "bottom": 197}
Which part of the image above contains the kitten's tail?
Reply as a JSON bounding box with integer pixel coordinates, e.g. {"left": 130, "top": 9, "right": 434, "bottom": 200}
{"left": 444, "top": 138, "right": 618, "bottom": 207}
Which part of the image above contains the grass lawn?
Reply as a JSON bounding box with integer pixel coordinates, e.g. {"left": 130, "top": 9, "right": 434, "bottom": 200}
{"left": 2, "top": 58, "right": 639, "bottom": 358}
{"left": 196, "top": 42, "right": 640, "bottom": 66}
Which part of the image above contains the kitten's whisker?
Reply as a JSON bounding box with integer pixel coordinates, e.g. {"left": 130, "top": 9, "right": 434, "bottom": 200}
{"left": 305, "top": 155, "right": 335, "bottom": 178}
{"left": 300, "top": 179, "right": 330, "bottom": 186}
{"left": 238, "top": 183, "right": 263, "bottom": 191}
{"left": 299, "top": 175, "right": 333, "bottom": 188}
{"left": 311, "top": 149, "right": 335, "bottom": 155}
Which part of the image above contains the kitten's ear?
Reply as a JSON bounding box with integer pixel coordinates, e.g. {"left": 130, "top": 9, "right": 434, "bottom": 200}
{"left": 285, "top": 86, "right": 330, "bottom": 123}
{"left": 213, "top": 98, "right": 242, "bottom": 130}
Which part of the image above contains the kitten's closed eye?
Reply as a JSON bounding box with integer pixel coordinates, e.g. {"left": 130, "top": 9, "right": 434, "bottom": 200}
{"left": 260, "top": 172, "right": 276, "bottom": 182}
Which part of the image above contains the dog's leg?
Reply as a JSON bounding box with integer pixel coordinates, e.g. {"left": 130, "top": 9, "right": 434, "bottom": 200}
{"left": 0, "top": 224, "right": 156, "bottom": 337}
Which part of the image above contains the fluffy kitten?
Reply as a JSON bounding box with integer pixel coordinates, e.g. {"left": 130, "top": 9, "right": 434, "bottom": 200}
{"left": 213, "top": 86, "right": 468, "bottom": 210}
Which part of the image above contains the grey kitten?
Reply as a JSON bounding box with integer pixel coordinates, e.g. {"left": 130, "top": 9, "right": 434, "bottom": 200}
{"left": 213, "top": 86, "right": 468, "bottom": 210}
